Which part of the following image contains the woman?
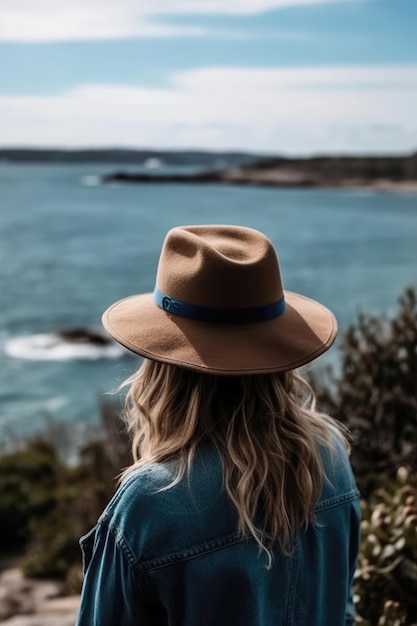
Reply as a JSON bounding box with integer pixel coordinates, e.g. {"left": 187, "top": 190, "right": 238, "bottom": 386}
{"left": 76, "top": 225, "right": 360, "bottom": 626}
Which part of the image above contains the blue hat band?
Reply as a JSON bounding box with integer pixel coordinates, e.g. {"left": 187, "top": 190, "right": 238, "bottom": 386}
{"left": 154, "top": 288, "right": 285, "bottom": 325}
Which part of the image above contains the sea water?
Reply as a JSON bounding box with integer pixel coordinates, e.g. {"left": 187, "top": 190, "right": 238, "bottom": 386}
{"left": 1, "top": 163, "right": 416, "bottom": 448}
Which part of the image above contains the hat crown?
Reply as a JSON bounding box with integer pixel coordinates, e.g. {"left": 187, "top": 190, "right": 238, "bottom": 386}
{"left": 103, "top": 224, "right": 337, "bottom": 374}
{"left": 156, "top": 225, "right": 283, "bottom": 309}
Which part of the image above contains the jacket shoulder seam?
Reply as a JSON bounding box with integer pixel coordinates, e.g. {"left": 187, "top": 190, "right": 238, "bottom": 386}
{"left": 98, "top": 468, "right": 156, "bottom": 524}
{"left": 89, "top": 520, "right": 152, "bottom": 595}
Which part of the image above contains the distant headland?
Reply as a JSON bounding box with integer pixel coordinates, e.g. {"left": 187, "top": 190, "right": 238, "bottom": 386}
{"left": 1, "top": 148, "right": 416, "bottom": 191}
{"left": 100, "top": 151, "right": 417, "bottom": 192}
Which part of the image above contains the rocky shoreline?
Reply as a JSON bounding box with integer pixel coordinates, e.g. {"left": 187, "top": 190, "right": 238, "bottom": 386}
{"left": 102, "top": 169, "right": 417, "bottom": 192}
{"left": 101, "top": 153, "right": 417, "bottom": 192}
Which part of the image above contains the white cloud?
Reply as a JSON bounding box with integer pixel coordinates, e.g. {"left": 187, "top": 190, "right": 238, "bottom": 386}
{"left": 1, "top": 65, "right": 416, "bottom": 154}
{"left": 0, "top": 0, "right": 368, "bottom": 42}
{"left": 0, "top": 3, "right": 205, "bottom": 42}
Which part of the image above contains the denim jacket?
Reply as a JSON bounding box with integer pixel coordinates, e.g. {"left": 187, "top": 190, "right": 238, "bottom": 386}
{"left": 76, "top": 436, "right": 360, "bottom": 626}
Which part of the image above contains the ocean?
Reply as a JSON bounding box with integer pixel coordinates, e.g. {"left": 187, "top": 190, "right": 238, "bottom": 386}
{"left": 1, "top": 162, "right": 416, "bottom": 450}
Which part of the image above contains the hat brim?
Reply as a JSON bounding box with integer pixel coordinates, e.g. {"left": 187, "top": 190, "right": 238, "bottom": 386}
{"left": 102, "top": 291, "right": 337, "bottom": 375}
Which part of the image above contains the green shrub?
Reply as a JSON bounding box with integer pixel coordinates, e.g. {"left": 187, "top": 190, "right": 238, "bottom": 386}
{"left": 311, "top": 287, "right": 417, "bottom": 623}
{"left": 21, "top": 508, "right": 80, "bottom": 579}
{"left": 0, "top": 439, "right": 64, "bottom": 550}
{"left": 0, "top": 424, "right": 126, "bottom": 590}
{"left": 355, "top": 469, "right": 417, "bottom": 626}
{"left": 314, "top": 287, "right": 417, "bottom": 495}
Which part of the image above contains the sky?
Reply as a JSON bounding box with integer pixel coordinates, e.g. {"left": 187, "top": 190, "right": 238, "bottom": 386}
{"left": 1, "top": 0, "right": 416, "bottom": 155}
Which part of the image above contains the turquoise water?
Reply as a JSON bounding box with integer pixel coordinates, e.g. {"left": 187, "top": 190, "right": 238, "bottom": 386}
{"left": 1, "top": 163, "right": 416, "bottom": 446}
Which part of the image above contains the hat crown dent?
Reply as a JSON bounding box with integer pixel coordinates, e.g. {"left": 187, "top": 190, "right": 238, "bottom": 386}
{"left": 156, "top": 225, "right": 284, "bottom": 309}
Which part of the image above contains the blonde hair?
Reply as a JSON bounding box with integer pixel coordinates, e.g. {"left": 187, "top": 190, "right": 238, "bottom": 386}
{"left": 121, "top": 360, "right": 347, "bottom": 564}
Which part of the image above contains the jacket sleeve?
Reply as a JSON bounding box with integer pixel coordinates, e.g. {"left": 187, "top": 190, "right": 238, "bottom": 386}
{"left": 75, "top": 522, "right": 156, "bottom": 626}
{"left": 346, "top": 496, "right": 361, "bottom": 626}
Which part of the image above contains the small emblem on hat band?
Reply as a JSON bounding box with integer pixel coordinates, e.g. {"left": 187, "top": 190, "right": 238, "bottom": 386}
{"left": 154, "top": 288, "right": 285, "bottom": 324}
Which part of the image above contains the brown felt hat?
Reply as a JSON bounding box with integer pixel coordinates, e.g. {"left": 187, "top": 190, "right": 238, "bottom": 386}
{"left": 102, "top": 225, "right": 337, "bottom": 375}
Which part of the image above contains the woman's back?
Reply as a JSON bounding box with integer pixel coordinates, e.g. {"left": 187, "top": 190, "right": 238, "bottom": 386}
{"left": 77, "top": 435, "right": 359, "bottom": 626}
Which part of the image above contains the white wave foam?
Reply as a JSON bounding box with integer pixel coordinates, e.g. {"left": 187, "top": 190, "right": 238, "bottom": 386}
{"left": 4, "top": 333, "right": 125, "bottom": 361}
{"left": 81, "top": 175, "right": 101, "bottom": 187}
{"left": 42, "top": 396, "right": 69, "bottom": 411}
{"left": 144, "top": 157, "right": 163, "bottom": 170}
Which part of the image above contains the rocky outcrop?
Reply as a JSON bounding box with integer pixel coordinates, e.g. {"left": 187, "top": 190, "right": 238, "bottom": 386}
{"left": 55, "top": 328, "right": 111, "bottom": 346}
{"left": 101, "top": 170, "right": 222, "bottom": 185}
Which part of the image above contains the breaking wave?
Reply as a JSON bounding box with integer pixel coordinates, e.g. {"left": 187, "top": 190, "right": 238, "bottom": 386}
{"left": 4, "top": 332, "right": 125, "bottom": 361}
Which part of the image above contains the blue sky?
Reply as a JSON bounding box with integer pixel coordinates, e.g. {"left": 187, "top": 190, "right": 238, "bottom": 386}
{"left": 1, "top": 0, "right": 416, "bottom": 154}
